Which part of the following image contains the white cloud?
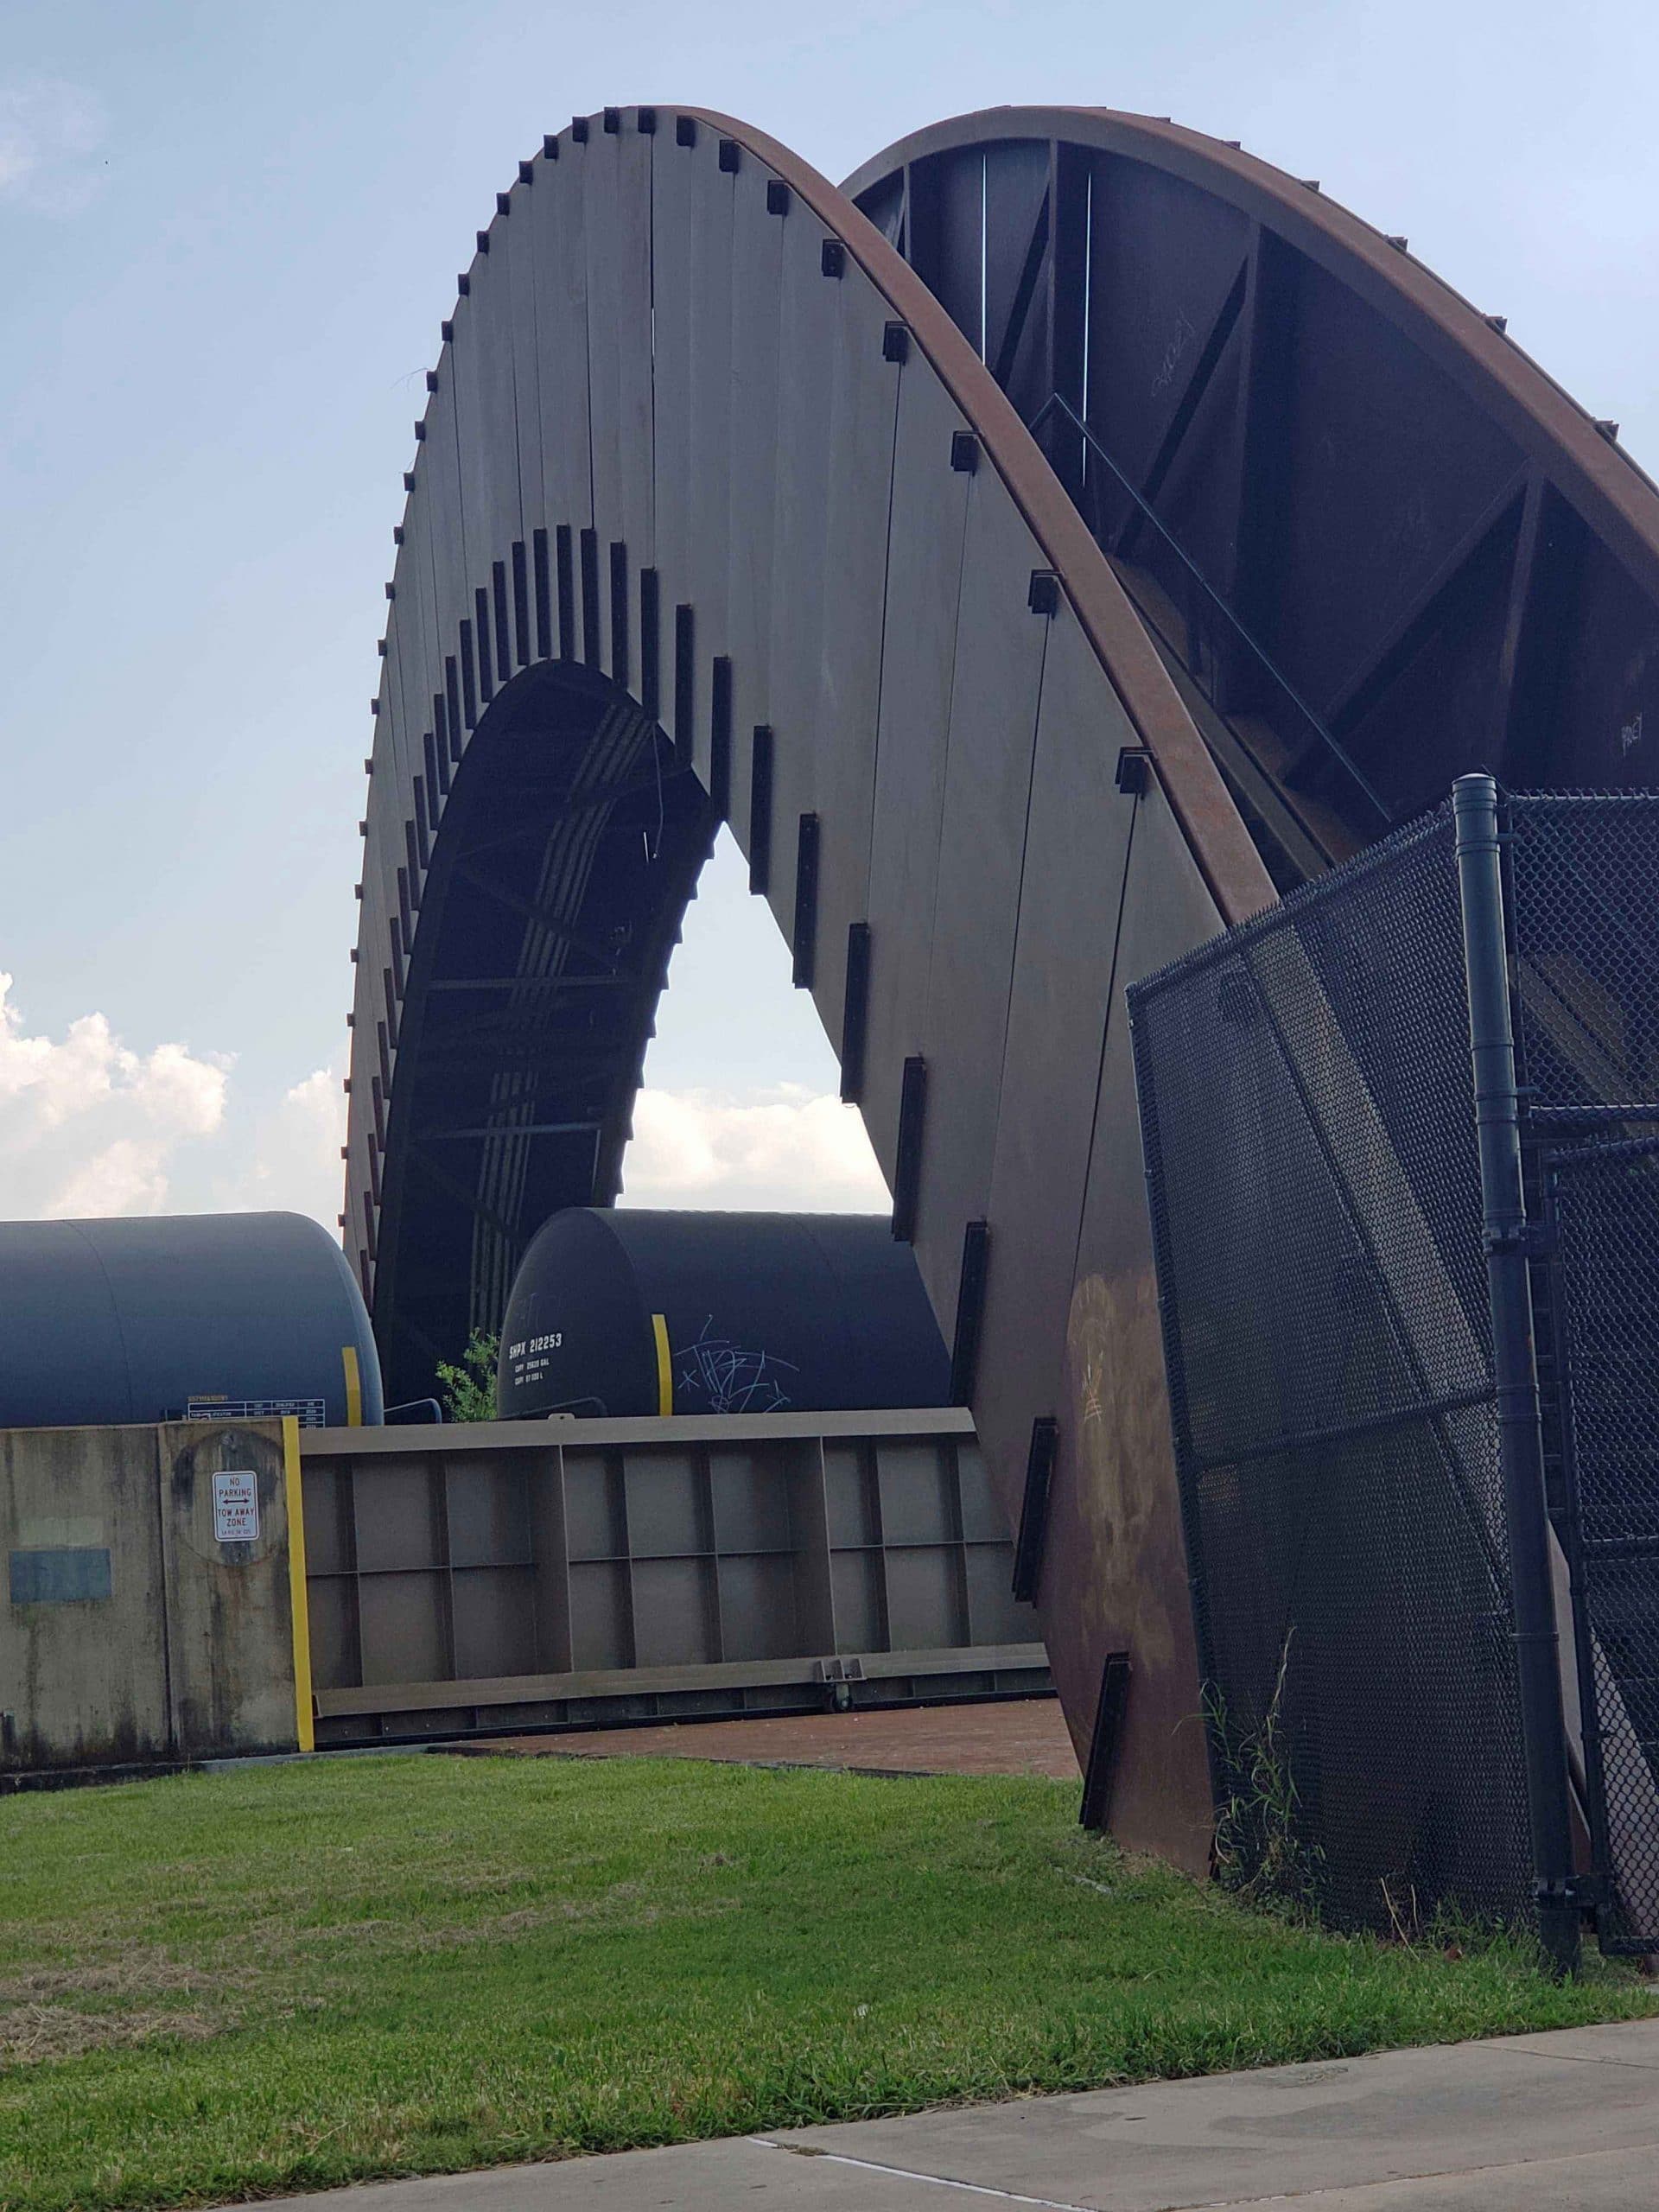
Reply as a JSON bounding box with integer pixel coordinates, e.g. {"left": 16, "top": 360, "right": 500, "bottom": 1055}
{"left": 0, "top": 973, "right": 229, "bottom": 1219}
{"left": 621, "top": 1083, "right": 890, "bottom": 1212}
{"left": 0, "top": 77, "right": 106, "bottom": 214}
{"left": 232, "top": 1063, "right": 347, "bottom": 1227}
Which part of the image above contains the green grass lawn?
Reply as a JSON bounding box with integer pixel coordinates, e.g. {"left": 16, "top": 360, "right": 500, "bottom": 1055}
{"left": 0, "top": 1752, "right": 1649, "bottom": 2210}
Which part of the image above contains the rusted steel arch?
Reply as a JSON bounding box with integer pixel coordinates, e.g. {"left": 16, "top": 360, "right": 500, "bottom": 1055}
{"left": 347, "top": 104, "right": 1268, "bottom": 1862}
{"left": 846, "top": 111, "right": 1659, "bottom": 879}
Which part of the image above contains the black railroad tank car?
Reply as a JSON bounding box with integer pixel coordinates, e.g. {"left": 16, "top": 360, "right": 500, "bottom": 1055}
{"left": 0, "top": 1211, "right": 383, "bottom": 1428}
{"left": 497, "top": 1209, "right": 950, "bottom": 1419}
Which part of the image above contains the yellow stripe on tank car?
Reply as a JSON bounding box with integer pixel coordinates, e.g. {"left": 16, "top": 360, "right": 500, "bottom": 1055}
{"left": 341, "top": 1343, "right": 363, "bottom": 1427}
{"left": 283, "top": 1415, "right": 315, "bottom": 1754}
{"left": 651, "top": 1313, "right": 673, "bottom": 1418}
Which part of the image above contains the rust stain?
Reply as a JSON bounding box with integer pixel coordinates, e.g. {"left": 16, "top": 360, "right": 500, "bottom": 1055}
{"left": 1060, "top": 1268, "right": 1215, "bottom": 1874}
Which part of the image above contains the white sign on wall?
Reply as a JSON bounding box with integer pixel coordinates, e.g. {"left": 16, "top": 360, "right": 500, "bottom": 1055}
{"left": 212, "top": 1469, "right": 260, "bottom": 1545}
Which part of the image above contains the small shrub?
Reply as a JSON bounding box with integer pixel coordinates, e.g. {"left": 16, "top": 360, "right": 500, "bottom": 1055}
{"left": 436, "top": 1329, "right": 499, "bottom": 1421}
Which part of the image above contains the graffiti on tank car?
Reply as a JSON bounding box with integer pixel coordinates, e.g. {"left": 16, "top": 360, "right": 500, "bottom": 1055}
{"left": 674, "top": 1319, "right": 799, "bottom": 1414}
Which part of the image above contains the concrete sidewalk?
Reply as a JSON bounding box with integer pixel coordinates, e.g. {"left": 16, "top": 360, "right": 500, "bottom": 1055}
{"left": 250, "top": 2018, "right": 1659, "bottom": 2209}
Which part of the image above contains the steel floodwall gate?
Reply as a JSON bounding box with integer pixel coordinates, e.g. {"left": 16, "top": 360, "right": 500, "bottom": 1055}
{"left": 1130, "top": 788, "right": 1659, "bottom": 1949}
{"left": 299, "top": 1408, "right": 1047, "bottom": 1743}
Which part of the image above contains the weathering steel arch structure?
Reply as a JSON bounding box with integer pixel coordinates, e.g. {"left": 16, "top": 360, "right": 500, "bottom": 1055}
{"left": 346, "top": 105, "right": 1659, "bottom": 1864}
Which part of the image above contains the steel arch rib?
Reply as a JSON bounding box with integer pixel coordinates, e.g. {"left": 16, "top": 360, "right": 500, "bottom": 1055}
{"left": 842, "top": 105, "right": 1659, "bottom": 584}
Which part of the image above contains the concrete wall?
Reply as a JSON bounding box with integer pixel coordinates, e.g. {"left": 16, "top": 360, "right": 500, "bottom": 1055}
{"left": 0, "top": 1418, "right": 306, "bottom": 1775}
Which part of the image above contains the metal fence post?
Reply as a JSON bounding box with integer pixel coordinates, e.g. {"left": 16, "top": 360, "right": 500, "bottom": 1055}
{"left": 1452, "top": 772, "right": 1580, "bottom": 1975}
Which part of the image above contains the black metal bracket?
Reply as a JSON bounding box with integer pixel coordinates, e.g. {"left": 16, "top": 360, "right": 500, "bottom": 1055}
{"left": 1116, "top": 747, "right": 1152, "bottom": 795}
{"left": 748, "top": 727, "right": 774, "bottom": 894}
{"left": 791, "top": 814, "right": 820, "bottom": 988}
{"left": 891, "top": 1058, "right": 927, "bottom": 1242}
{"left": 1080, "top": 1652, "right": 1132, "bottom": 1831}
{"left": 1012, "top": 1417, "right": 1057, "bottom": 1604}
{"left": 840, "top": 923, "right": 871, "bottom": 1104}
{"left": 949, "top": 1221, "right": 990, "bottom": 1406}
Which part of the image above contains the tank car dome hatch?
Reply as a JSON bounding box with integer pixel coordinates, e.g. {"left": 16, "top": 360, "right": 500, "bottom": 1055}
{"left": 497, "top": 1210, "right": 951, "bottom": 1420}
{"left": 0, "top": 1211, "right": 383, "bottom": 1429}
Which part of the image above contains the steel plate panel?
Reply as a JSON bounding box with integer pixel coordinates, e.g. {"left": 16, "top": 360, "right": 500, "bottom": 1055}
{"left": 910, "top": 463, "right": 1050, "bottom": 1321}
{"left": 1056, "top": 781, "right": 1222, "bottom": 1870}
{"left": 419, "top": 380, "right": 473, "bottom": 752}
{"left": 804, "top": 257, "right": 902, "bottom": 1056}
{"left": 684, "top": 155, "right": 737, "bottom": 772}
{"left": 860, "top": 363, "right": 973, "bottom": 1172}
{"left": 448, "top": 277, "right": 493, "bottom": 597}
{"left": 723, "top": 157, "right": 787, "bottom": 848}
{"left": 974, "top": 609, "right": 1139, "bottom": 1523}
{"left": 529, "top": 130, "right": 593, "bottom": 536}
{"left": 753, "top": 193, "right": 840, "bottom": 949}
{"left": 651, "top": 128, "right": 696, "bottom": 671}
{"left": 504, "top": 171, "right": 546, "bottom": 576}
{"left": 474, "top": 209, "right": 526, "bottom": 558}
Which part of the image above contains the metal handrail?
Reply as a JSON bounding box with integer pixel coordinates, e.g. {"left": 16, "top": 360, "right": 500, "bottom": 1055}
{"left": 1030, "top": 390, "right": 1393, "bottom": 830}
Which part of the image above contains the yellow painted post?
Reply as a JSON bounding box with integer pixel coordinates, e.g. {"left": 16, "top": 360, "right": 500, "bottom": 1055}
{"left": 651, "top": 1313, "right": 673, "bottom": 1417}
{"left": 340, "top": 1344, "right": 363, "bottom": 1427}
{"left": 282, "top": 1415, "right": 315, "bottom": 1752}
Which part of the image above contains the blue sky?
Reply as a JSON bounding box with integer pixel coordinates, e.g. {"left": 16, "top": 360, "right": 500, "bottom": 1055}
{"left": 2, "top": 0, "right": 1656, "bottom": 1225}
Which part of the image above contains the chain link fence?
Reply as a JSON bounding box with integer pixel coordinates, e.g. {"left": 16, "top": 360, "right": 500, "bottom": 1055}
{"left": 1511, "top": 794, "right": 1659, "bottom": 1955}
{"left": 1129, "top": 790, "right": 1659, "bottom": 1950}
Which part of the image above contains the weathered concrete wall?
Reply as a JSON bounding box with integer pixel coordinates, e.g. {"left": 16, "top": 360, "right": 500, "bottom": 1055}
{"left": 0, "top": 1419, "right": 304, "bottom": 1774}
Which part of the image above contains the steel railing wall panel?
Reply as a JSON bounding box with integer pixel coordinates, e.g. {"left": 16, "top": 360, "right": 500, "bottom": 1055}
{"left": 860, "top": 363, "right": 974, "bottom": 1169}
{"left": 912, "top": 461, "right": 1051, "bottom": 1318}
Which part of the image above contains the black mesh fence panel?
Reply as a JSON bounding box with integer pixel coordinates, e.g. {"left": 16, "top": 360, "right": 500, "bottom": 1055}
{"left": 1131, "top": 788, "right": 1659, "bottom": 1948}
{"left": 1130, "top": 804, "right": 1533, "bottom": 1934}
{"left": 1547, "top": 1141, "right": 1659, "bottom": 1951}
{"left": 1510, "top": 793, "right": 1659, "bottom": 1955}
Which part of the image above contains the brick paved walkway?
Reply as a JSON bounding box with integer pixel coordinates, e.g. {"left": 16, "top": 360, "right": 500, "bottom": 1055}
{"left": 448, "top": 1695, "right": 1079, "bottom": 1779}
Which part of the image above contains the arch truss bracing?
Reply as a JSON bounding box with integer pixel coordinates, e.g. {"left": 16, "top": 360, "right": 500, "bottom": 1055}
{"left": 347, "top": 105, "right": 1659, "bottom": 1861}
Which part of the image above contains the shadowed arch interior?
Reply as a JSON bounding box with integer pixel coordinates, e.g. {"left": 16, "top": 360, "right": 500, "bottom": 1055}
{"left": 374, "top": 661, "right": 715, "bottom": 1402}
